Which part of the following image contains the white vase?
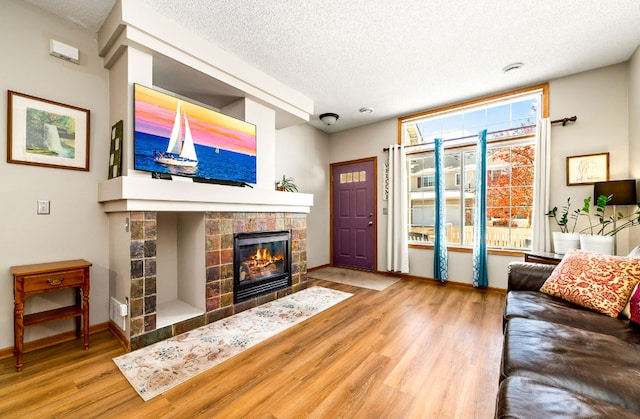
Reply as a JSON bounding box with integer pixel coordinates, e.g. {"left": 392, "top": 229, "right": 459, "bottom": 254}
{"left": 579, "top": 234, "right": 615, "bottom": 255}
{"left": 552, "top": 232, "right": 580, "bottom": 254}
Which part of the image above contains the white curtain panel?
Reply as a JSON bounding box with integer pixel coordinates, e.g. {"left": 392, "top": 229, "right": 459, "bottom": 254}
{"left": 386, "top": 144, "right": 409, "bottom": 273}
{"left": 531, "top": 118, "right": 551, "bottom": 253}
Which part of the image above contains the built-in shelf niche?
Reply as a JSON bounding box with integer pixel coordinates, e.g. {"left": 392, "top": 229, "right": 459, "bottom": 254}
{"left": 155, "top": 211, "right": 206, "bottom": 328}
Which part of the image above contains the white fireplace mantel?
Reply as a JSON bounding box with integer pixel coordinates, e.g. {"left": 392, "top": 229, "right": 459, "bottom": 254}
{"left": 98, "top": 176, "right": 313, "bottom": 213}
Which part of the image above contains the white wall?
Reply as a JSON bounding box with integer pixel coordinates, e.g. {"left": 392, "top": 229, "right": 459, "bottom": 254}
{"left": 549, "top": 63, "right": 632, "bottom": 254}
{"left": 157, "top": 212, "right": 179, "bottom": 304}
{"left": 275, "top": 124, "right": 331, "bottom": 268}
{"left": 326, "top": 63, "right": 635, "bottom": 289}
{"left": 0, "top": 1, "right": 110, "bottom": 348}
{"left": 629, "top": 46, "right": 640, "bottom": 248}
{"left": 329, "top": 118, "right": 397, "bottom": 271}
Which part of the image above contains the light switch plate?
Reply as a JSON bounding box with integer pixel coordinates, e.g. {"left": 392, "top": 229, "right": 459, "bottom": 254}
{"left": 37, "top": 200, "right": 50, "bottom": 215}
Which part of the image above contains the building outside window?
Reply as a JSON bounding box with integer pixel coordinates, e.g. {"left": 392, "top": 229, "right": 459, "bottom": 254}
{"left": 419, "top": 175, "right": 435, "bottom": 189}
{"left": 400, "top": 85, "right": 547, "bottom": 250}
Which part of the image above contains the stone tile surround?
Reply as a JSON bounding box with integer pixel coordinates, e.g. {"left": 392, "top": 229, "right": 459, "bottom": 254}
{"left": 128, "top": 211, "right": 308, "bottom": 350}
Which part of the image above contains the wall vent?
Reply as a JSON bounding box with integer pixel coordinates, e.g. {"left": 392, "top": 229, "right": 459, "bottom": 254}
{"left": 49, "top": 39, "right": 79, "bottom": 64}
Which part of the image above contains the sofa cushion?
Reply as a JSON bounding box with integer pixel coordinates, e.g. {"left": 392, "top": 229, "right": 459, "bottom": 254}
{"left": 507, "top": 262, "right": 556, "bottom": 292}
{"left": 504, "top": 291, "right": 640, "bottom": 345}
{"left": 539, "top": 249, "right": 640, "bottom": 317}
{"left": 501, "top": 318, "right": 640, "bottom": 412}
{"left": 496, "top": 376, "right": 640, "bottom": 418}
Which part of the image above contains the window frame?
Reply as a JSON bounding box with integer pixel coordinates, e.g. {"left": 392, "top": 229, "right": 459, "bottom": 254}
{"left": 398, "top": 84, "right": 549, "bottom": 253}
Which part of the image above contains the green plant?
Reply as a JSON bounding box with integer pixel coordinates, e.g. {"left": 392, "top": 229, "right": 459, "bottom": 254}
{"left": 579, "top": 194, "right": 640, "bottom": 236}
{"left": 275, "top": 175, "right": 298, "bottom": 192}
{"left": 580, "top": 195, "right": 612, "bottom": 235}
{"left": 607, "top": 203, "right": 640, "bottom": 236}
{"left": 546, "top": 198, "right": 580, "bottom": 233}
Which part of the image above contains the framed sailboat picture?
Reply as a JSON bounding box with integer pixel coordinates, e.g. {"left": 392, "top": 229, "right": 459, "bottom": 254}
{"left": 7, "top": 91, "right": 90, "bottom": 171}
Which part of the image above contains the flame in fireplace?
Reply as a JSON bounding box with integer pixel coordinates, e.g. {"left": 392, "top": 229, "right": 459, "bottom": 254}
{"left": 252, "top": 247, "right": 283, "bottom": 265}
{"left": 237, "top": 246, "right": 285, "bottom": 282}
{"left": 236, "top": 232, "right": 290, "bottom": 292}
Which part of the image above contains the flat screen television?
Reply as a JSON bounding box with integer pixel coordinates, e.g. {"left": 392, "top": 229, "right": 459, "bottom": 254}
{"left": 133, "top": 83, "right": 257, "bottom": 185}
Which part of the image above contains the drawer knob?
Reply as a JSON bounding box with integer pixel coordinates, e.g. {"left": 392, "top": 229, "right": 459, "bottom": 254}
{"left": 47, "top": 277, "right": 64, "bottom": 286}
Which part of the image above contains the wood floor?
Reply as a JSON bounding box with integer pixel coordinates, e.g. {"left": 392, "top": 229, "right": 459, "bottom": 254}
{"left": 0, "top": 277, "right": 505, "bottom": 418}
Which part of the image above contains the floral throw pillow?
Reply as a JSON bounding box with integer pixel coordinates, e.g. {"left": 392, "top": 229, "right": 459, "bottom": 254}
{"left": 630, "top": 285, "right": 640, "bottom": 324}
{"left": 621, "top": 246, "right": 640, "bottom": 318}
{"left": 621, "top": 283, "right": 638, "bottom": 319}
{"left": 540, "top": 248, "right": 640, "bottom": 318}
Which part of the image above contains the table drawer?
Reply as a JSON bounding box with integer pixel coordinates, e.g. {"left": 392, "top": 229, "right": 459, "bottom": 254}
{"left": 22, "top": 269, "right": 86, "bottom": 292}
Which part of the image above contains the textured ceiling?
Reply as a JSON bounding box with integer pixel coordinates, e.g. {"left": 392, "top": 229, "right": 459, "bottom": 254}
{"left": 22, "top": 0, "right": 640, "bottom": 133}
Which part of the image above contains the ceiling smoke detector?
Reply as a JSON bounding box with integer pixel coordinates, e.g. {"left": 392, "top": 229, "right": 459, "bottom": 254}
{"left": 502, "top": 62, "right": 524, "bottom": 74}
{"left": 359, "top": 107, "right": 374, "bottom": 114}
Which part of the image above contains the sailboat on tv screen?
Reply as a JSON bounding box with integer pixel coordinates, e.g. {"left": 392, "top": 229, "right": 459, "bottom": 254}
{"left": 153, "top": 101, "right": 198, "bottom": 168}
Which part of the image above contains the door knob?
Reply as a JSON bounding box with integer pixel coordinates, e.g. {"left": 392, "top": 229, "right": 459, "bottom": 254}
{"left": 368, "top": 221, "right": 373, "bottom": 226}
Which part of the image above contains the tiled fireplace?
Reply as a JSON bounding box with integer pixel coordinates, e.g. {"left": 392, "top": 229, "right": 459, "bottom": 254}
{"left": 234, "top": 230, "right": 291, "bottom": 303}
{"left": 128, "top": 211, "right": 308, "bottom": 350}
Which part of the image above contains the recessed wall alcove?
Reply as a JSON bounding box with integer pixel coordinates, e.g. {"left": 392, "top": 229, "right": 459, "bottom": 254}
{"left": 155, "top": 211, "right": 206, "bottom": 329}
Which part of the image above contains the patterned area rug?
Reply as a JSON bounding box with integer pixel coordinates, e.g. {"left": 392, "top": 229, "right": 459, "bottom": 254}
{"left": 113, "top": 286, "right": 352, "bottom": 401}
{"left": 308, "top": 267, "right": 400, "bottom": 291}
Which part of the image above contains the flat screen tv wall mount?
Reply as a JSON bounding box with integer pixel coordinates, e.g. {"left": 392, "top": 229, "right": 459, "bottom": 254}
{"left": 150, "top": 171, "right": 252, "bottom": 187}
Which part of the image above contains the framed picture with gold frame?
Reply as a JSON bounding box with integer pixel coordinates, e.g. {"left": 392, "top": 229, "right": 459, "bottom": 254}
{"left": 566, "top": 152, "right": 609, "bottom": 186}
{"left": 7, "top": 90, "right": 90, "bottom": 171}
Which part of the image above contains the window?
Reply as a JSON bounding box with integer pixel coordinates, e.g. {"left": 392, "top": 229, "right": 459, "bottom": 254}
{"left": 419, "top": 175, "right": 435, "bottom": 189}
{"left": 400, "top": 85, "right": 547, "bottom": 250}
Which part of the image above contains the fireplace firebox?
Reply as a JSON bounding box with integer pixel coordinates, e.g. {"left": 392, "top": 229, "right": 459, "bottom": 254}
{"left": 234, "top": 230, "right": 291, "bottom": 303}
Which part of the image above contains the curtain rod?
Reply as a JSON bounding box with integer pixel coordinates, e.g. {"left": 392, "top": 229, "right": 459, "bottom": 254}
{"left": 550, "top": 115, "right": 577, "bottom": 126}
{"left": 384, "top": 115, "right": 577, "bottom": 151}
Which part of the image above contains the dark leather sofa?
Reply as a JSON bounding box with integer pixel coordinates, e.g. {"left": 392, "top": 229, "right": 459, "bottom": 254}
{"left": 496, "top": 262, "right": 640, "bottom": 418}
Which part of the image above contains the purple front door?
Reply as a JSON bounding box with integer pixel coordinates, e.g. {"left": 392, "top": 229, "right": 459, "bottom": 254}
{"left": 331, "top": 159, "right": 375, "bottom": 271}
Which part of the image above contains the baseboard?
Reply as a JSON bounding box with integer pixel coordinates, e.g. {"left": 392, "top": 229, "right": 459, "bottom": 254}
{"left": 388, "top": 271, "right": 507, "bottom": 294}
{"left": 0, "top": 346, "right": 14, "bottom": 360}
{"left": 307, "top": 264, "right": 331, "bottom": 272}
{"left": 0, "top": 322, "right": 110, "bottom": 360}
{"left": 108, "top": 321, "right": 130, "bottom": 352}
{"left": 312, "top": 264, "right": 506, "bottom": 294}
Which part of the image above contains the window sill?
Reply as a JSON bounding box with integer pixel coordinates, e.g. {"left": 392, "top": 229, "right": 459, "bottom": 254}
{"left": 408, "top": 243, "right": 525, "bottom": 257}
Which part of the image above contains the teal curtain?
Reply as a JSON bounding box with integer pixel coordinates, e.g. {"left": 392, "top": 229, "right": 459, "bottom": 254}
{"left": 473, "top": 129, "right": 488, "bottom": 288}
{"left": 433, "top": 137, "right": 448, "bottom": 282}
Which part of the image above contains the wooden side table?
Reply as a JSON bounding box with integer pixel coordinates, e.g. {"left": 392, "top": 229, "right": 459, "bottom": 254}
{"left": 11, "top": 259, "right": 91, "bottom": 372}
{"left": 523, "top": 252, "right": 563, "bottom": 266}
